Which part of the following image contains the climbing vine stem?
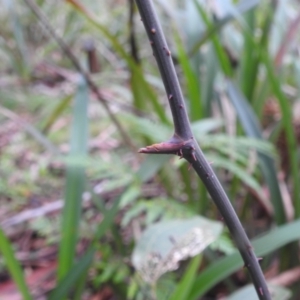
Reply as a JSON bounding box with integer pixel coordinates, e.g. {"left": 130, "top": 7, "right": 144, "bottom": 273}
{"left": 135, "top": 1, "right": 271, "bottom": 299}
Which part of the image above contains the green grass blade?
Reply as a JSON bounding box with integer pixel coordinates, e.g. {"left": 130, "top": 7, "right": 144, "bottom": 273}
{"left": 4, "top": 0, "right": 30, "bottom": 78}
{"left": 169, "top": 255, "right": 202, "bottom": 300}
{"left": 130, "top": 67, "right": 169, "bottom": 123}
{"left": 174, "top": 31, "right": 202, "bottom": 120}
{"left": 67, "top": 0, "right": 169, "bottom": 124}
{"left": 73, "top": 270, "right": 89, "bottom": 300}
{"left": 189, "top": 218, "right": 300, "bottom": 300}
{"left": 131, "top": 67, "right": 146, "bottom": 111}
{"left": 193, "top": 0, "right": 233, "bottom": 77}
{"left": 42, "top": 94, "right": 73, "bottom": 133}
{"left": 226, "top": 80, "right": 285, "bottom": 224}
{"left": 252, "top": 79, "right": 270, "bottom": 118}
{"left": 262, "top": 53, "right": 300, "bottom": 218}
{"left": 239, "top": 9, "right": 257, "bottom": 101}
{"left": 50, "top": 248, "right": 94, "bottom": 300}
{"left": 226, "top": 81, "right": 266, "bottom": 137}
{"left": 201, "top": 44, "right": 218, "bottom": 116}
{"left": 57, "top": 76, "right": 89, "bottom": 280}
{"left": 0, "top": 228, "right": 32, "bottom": 300}
{"left": 240, "top": 3, "right": 274, "bottom": 103}
{"left": 93, "top": 196, "right": 121, "bottom": 240}
{"left": 51, "top": 196, "right": 121, "bottom": 299}
{"left": 210, "top": 156, "right": 269, "bottom": 209}
{"left": 189, "top": 0, "right": 259, "bottom": 57}
{"left": 173, "top": 30, "right": 203, "bottom": 202}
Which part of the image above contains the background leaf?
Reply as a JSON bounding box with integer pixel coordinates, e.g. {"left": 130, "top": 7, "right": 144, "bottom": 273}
{"left": 227, "top": 283, "right": 291, "bottom": 300}
{"left": 132, "top": 217, "right": 223, "bottom": 283}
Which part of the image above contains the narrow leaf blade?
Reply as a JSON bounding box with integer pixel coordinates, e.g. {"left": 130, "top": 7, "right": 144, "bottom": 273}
{"left": 0, "top": 228, "right": 32, "bottom": 300}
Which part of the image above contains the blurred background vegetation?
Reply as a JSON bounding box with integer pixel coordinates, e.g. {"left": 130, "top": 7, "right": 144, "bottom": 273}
{"left": 0, "top": 0, "right": 300, "bottom": 299}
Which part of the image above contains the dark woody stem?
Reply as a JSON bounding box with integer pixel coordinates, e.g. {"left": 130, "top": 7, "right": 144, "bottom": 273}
{"left": 136, "top": 2, "right": 192, "bottom": 140}
{"left": 135, "top": 1, "right": 271, "bottom": 299}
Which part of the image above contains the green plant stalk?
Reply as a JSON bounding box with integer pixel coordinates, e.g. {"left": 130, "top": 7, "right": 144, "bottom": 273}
{"left": 73, "top": 267, "right": 89, "bottom": 300}
{"left": 263, "top": 53, "right": 300, "bottom": 217}
{"left": 198, "top": 180, "right": 208, "bottom": 214}
{"left": 227, "top": 81, "right": 286, "bottom": 224}
{"left": 0, "top": 229, "right": 32, "bottom": 300}
{"left": 194, "top": 0, "right": 242, "bottom": 210}
{"left": 242, "top": 0, "right": 300, "bottom": 220}
{"left": 188, "top": 0, "right": 260, "bottom": 57}
{"left": 240, "top": 4, "right": 274, "bottom": 103}
{"left": 58, "top": 166, "right": 85, "bottom": 281}
{"left": 179, "top": 164, "right": 195, "bottom": 207}
{"left": 169, "top": 255, "right": 202, "bottom": 300}
{"left": 57, "top": 77, "right": 89, "bottom": 281}
{"left": 174, "top": 30, "right": 203, "bottom": 121}
{"left": 188, "top": 1, "right": 286, "bottom": 225}
{"left": 194, "top": 1, "right": 233, "bottom": 78}
{"left": 239, "top": 9, "right": 256, "bottom": 100}
{"left": 50, "top": 195, "right": 121, "bottom": 299}
{"left": 50, "top": 248, "right": 94, "bottom": 300}
{"left": 201, "top": 43, "right": 218, "bottom": 116}
{"left": 135, "top": 1, "right": 270, "bottom": 299}
{"left": 253, "top": 79, "right": 270, "bottom": 118}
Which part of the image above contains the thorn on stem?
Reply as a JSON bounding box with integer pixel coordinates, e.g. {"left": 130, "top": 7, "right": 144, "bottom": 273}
{"left": 168, "top": 94, "right": 173, "bottom": 100}
{"left": 179, "top": 148, "right": 183, "bottom": 159}
{"left": 247, "top": 245, "right": 254, "bottom": 251}
{"left": 151, "top": 28, "right": 156, "bottom": 34}
{"left": 191, "top": 151, "right": 197, "bottom": 161}
{"left": 163, "top": 46, "right": 171, "bottom": 56}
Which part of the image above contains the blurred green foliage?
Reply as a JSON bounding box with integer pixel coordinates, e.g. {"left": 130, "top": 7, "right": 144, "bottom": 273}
{"left": 1, "top": 0, "right": 300, "bottom": 299}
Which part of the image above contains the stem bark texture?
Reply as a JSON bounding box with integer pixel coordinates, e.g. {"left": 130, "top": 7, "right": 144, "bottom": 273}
{"left": 135, "top": 1, "right": 271, "bottom": 299}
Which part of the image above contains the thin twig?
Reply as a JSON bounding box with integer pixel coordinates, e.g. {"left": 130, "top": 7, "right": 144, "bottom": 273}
{"left": 23, "top": 0, "right": 135, "bottom": 151}
{"left": 135, "top": 0, "right": 271, "bottom": 299}
{"left": 0, "top": 105, "right": 59, "bottom": 154}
